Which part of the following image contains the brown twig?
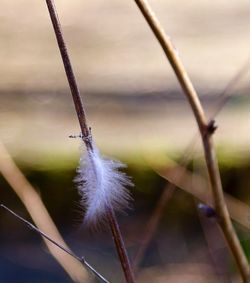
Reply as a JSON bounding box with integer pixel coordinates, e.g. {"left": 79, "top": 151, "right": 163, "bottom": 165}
{"left": 0, "top": 204, "right": 110, "bottom": 283}
{"left": 193, "top": 158, "right": 231, "bottom": 283}
{"left": 45, "top": 0, "right": 91, "bottom": 148}
{"left": 107, "top": 207, "right": 135, "bottom": 283}
{"left": 196, "top": 201, "right": 231, "bottom": 283}
{"left": 44, "top": 1, "right": 135, "bottom": 282}
{"left": 132, "top": 0, "right": 250, "bottom": 281}
{"left": 134, "top": 58, "right": 250, "bottom": 270}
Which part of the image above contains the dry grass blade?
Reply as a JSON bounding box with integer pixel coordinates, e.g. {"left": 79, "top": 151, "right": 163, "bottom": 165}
{"left": 0, "top": 141, "right": 91, "bottom": 283}
{"left": 132, "top": 0, "right": 250, "bottom": 281}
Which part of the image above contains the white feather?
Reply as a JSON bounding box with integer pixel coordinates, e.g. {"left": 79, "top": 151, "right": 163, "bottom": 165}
{"left": 75, "top": 143, "right": 132, "bottom": 225}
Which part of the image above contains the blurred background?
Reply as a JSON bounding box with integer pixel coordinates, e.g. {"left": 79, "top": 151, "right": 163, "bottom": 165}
{"left": 1, "top": 0, "right": 250, "bottom": 282}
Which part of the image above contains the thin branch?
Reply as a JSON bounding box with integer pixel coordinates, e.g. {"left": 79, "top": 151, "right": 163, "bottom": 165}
{"left": 193, "top": 158, "right": 231, "bottom": 283}
{"left": 44, "top": 1, "right": 135, "bottom": 282}
{"left": 134, "top": 57, "right": 250, "bottom": 272}
{"left": 106, "top": 207, "right": 135, "bottom": 283}
{"left": 132, "top": 0, "right": 250, "bottom": 281}
{"left": 0, "top": 204, "right": 110, "bottom": 283}
{"left": 133, "top": 0, "right": 206, "bottom": 131}
{"left": 45, "top": 0, "right": 91, "bottom": 148}
{"left": 196, "top": 201, "right": 231, "bottom": 283}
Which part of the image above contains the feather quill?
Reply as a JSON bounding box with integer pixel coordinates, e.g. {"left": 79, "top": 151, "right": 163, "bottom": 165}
{"left": 75, "top": 143, "right": 132, "bottom": 225}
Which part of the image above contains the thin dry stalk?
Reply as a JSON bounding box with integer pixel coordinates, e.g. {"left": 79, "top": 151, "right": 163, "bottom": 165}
{"left": 0, "top": 204, "right": 110, "bottom": 283}
{"left": 133, "top": 137, "right": 197, "bottom": 271}
{"left": 0, "top": 141, "right": 90, "bottom": 283}
{"left": 132, "top": 0, "right": 250, "bottom": 281}
{"left": 196, "top": 201, "right": 231, "bottom": 283}
{"left": 44, "top": 1, "right": 135, "bottom": 282}
{"left": 193, "top": 159, "right": 231, "bottom": 283}
{"left": 107, "top": 207, "right": 136, "bottom": 283}
{"left": 134, "top": 59, "right": 250, "bottom": 269}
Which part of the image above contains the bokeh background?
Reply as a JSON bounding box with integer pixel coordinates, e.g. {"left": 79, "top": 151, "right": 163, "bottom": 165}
{"left": 1, "top": 1, "right": 250, "bottom": 282}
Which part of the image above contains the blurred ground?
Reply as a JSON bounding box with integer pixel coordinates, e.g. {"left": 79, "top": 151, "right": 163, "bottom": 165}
{"left": 0, "top": 0, "right": 250, "bottom": 92}
{"left": 0, "top": 92, "right": 250, "bottom": 167}
{"left": 0, "top": 0, "right": 250, "bottom": 158}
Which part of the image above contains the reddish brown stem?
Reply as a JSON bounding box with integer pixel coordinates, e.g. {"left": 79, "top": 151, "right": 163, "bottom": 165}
{"left": 45, "top": 0, "right": 91, "bottom": 149}
{"left": 44, "top": 1, "right": 135, "bottom": 282}
{"left": 107, "top": 207, "right": 136, "bottom": 283}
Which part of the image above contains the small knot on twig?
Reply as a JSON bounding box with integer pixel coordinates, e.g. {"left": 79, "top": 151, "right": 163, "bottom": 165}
{"left": 207, "top": 119, "right": 218, "bottom": 135}
{"left": 69, "top": 130, "right": 92, "bottom": 143}
{"left": 69, "top": 134, "right": 82, "bottom": 139}
{"left": 80, "top": 256, "right": 85, "bottom": 264}
{"left": 198, "top": 203, "right": 217, "bottom": 218}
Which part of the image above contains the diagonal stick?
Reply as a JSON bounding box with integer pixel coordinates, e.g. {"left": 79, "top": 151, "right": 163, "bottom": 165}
{"left": 0, "top": 140, "right": 89, "bottom": 282}
{"left": 0, "top": 204, "right": 110, "bottom": 283}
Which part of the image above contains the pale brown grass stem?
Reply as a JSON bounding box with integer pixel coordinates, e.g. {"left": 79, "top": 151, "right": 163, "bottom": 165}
{"left": 134, "top": 58, "right": 250, "bottom": 270}
{"left": 0, "top": 141, "right": 90, "bottom": 283}
{"left": 132, "top": 0, "right": 250, "bottom": 281}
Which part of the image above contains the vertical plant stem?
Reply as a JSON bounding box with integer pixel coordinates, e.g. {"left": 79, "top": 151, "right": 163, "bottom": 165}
{"left": 44, "top": 1, "right": 135, "bottom": 282}
{"left": 45, "top": 0, "right": 91, "bottom": 148}
{"left": 107, "top": 207, "right": 136, "bottom": 283}
{"left": 132, "top": 0, "right": 250, "bottom": 282}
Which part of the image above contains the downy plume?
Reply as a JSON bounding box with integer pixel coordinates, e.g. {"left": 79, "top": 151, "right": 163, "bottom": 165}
{"left": 76, "top": 143, "right": 132, "bottom": 225}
